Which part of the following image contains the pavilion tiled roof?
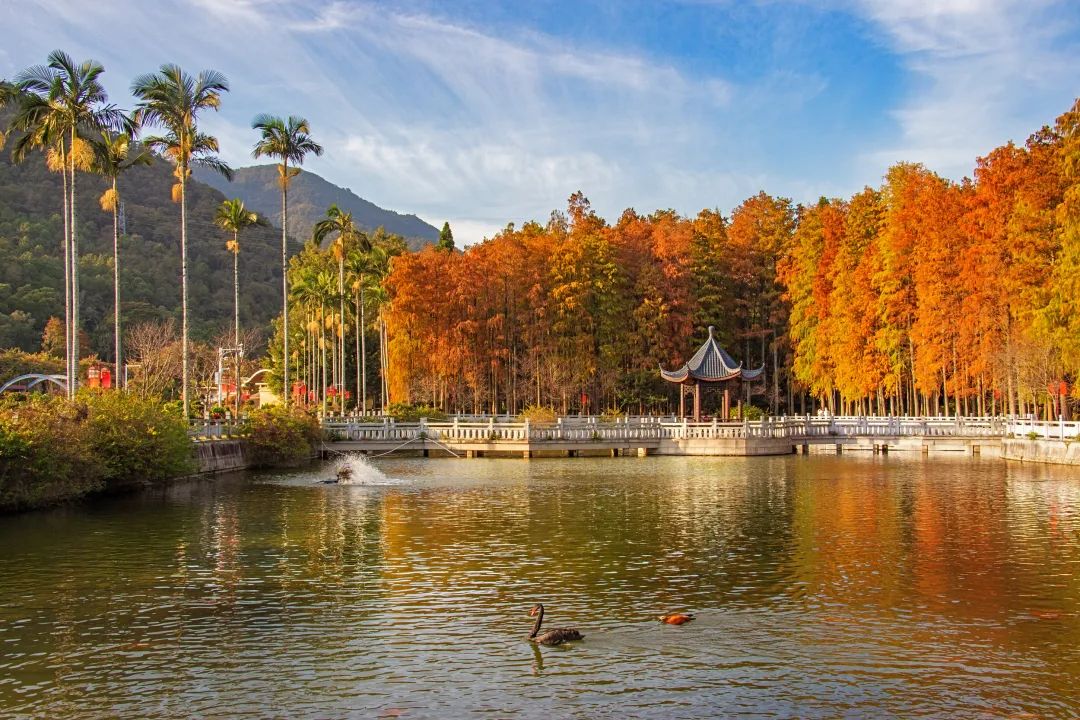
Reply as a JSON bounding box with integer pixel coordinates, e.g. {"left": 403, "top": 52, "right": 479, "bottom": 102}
{"left": 660, "top": 326, "right": 765, "bottom": 384}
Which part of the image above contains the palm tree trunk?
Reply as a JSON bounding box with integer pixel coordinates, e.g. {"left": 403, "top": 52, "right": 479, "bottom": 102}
{"left": 281, "top": 163, "right": 290, "bottom": 407}
{"left": 233, "top": 237, "right": 240, "bottom": 419}
{"left": 320, "top": 304, "right": 327, "bottom": 417}
{"left": 60, "top": 145, "right": 71, "bottom": 397}
{"left": 379, "top": 315, "right": 387, "bottom": 411}
{"left": 180, "top": 173, "right": 189, "bottom": 416}
{"left": 338, "top": 255, "right": 346, "bottom": 412}
{"left": 331, "top": 312, "right": 337, "bottom": 414}
{"left": 69, "top": 128, "right": 79, "bottom": 396}
{"left": 359, "top": 282, "right": 366, "bottom": 415}
{"left": 113, "top": 177, "right": 121, "bottom": 387}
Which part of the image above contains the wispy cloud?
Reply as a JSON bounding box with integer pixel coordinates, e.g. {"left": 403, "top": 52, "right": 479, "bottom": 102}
{"left": 4, "top": 0, "right": 1077, "bottom": 244}
{"left": 852, "top": 0, "right": 1080, "bottom": 178}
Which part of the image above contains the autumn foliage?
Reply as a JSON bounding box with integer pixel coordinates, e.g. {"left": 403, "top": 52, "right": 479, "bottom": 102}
{"left": 371, "top": 101, "right": 1080, "bottom": 418}
{"left": 385, "top": 192, "right": 792, "bottom": 415}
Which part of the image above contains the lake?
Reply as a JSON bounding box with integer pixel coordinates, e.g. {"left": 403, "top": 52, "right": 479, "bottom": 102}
{"left": 1, "top": 455, "right": 1078, "bottom": 718}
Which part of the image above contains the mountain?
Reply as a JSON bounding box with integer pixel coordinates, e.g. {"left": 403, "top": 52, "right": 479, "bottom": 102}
{"left": 194, "top": 165, "right": 438, "bottom": 250}
{"left": 0, "top": 141, "right": 290, "bottom": 355}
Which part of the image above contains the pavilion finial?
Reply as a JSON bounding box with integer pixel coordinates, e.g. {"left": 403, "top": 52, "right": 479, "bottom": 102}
{"left": 707, "top": 325, "right": 715, "bottom": 339}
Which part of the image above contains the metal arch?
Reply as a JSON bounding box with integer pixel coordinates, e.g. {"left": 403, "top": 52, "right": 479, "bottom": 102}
{"left": 0, "top": 374, "right": 68, "bottom": 394}
{"left": 242, "top": 368, "right": 272, "bottom": 385}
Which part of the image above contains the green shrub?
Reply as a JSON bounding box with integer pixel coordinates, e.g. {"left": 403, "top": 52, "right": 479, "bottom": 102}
{"left": 386, "top": 402, "right": 447, "bottom": 422}
{"left": 517, "top": 405, "right": 557, "bottom": 424}
{"left": 599, "top": 408, "right": 625, "bottom": 423}
{"left": 81, "top": 391, "right": 194, "bottom": 490}
{"left": 742, "top": 405, "right": 766, "bottom": 421}
{"left": 243, "top": 405, "right": 322, "bottom": 468}
{"left": 1026, "top": 431, "right": 1039, "bottom": 440}
{"left": 0, "top": 349, "right": 65, "bottom": 381}
{"left": 0, "top": 394, "right": 104, "bottom": 511}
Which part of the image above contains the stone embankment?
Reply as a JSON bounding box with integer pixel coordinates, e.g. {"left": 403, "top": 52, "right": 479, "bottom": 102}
{"left": 193, "top": 440, "right": 252, "bottom": 474}
{"left": 1002, "top": 438, "right": 1080, "bottom": 466}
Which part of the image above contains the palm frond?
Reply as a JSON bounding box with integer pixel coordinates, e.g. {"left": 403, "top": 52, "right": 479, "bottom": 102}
{"left": 12, "top": 64, "right": 57, "bottom": 94}
{"left": 193, "top": 154, "right": 233, "bottom": 180}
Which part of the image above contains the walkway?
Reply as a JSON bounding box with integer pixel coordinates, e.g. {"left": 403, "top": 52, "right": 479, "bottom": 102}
{"left": 322, "top": 415, "right": 1011, "bottom": 457}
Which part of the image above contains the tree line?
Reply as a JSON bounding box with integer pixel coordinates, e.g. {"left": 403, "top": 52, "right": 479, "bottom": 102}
{"left": 385, "top": 102, "right": 1080, "bottom": 419}
{"left": 4, "top": 49, "right": 1080, "bottom": 420}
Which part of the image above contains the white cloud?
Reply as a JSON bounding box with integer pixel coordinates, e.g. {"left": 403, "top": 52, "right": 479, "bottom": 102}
{"left": 9, "top": 0, "right": 1075, "bottom": 244}
{"left": 852, "top": 0, "right": 1080, "bottom": 179}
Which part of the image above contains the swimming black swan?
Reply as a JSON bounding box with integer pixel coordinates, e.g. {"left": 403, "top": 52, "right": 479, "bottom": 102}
{"left": 658, "top": 613, "right": 695, "bottom": 625}
{"left": 528, "top": 604, "right": 583, "bottom": 646}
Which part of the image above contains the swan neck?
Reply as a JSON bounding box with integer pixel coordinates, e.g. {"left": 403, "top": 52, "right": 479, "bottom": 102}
{"left": 529, "top": 606, "right": 544, "bottom": 638}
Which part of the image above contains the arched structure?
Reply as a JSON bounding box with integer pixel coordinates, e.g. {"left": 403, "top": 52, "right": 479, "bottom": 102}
{"left": 243, "top": 368, "right": 272, "bottom": 385}
{"left": 0, "top": 374, "right": 68, "bottom": 395}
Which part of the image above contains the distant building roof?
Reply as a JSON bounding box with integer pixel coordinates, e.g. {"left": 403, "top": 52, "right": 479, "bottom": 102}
{"left": 660, "top": 326, "right": 765, "bottom": 384}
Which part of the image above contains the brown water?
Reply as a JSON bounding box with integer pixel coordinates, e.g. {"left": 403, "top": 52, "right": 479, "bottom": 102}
{"left": 1, "top": 455, "right": 1079, "bottom": 719}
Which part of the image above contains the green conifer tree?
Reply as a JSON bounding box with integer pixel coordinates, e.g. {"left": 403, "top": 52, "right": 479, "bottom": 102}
{"left": 437, "top": 221, "right": 455, "bottom": 252}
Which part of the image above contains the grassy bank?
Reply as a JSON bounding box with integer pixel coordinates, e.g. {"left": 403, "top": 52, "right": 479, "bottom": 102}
{"left": 0, "top": 392, "right": 194, "bottom": 511}
{"left": 0, "top": 394, "right": 323, "bottom": 512}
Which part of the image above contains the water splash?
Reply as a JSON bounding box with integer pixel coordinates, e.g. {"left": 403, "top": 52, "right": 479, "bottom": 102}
{"left": 331, "top": 453, "right": 394, "bottom": 485}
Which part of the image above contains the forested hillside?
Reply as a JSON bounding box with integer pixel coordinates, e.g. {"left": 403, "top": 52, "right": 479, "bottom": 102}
{"left": 194, "top": 165, "right": 438, "bottom": 250}
{"left": 0, "top": 141, "right": 288, "bottom": 356}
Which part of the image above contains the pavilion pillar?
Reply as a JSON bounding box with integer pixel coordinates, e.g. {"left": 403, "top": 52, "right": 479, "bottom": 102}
{"left": 693, "top": 382, "right": 701, "bottom": 422}
{"left": 679, "top": 384, "right": 685, "bottom": 419}
{"left": 723, "top": 387, "right": 730, "bottom": 421}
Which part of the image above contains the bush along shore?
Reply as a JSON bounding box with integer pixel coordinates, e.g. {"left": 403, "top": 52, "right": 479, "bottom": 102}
{"left": 0, "top": 394, "right": 322, "bottom": 512}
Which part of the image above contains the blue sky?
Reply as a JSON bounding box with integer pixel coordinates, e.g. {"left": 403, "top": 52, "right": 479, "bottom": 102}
{"left": 3, "top": 0, "right": 1079, "bottom": 244}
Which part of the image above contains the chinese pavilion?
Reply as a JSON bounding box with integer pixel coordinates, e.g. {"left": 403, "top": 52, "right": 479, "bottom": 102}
{"left": 660, "top": 326, "right": 765, "bottom": 421}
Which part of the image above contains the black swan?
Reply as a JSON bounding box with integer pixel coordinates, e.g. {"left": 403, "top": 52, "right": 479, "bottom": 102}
{"left": 528, "top": 604, "right": 583, "bottom": 646}
{"left": 658, "top": 613, "right": 695, "bottom": 625}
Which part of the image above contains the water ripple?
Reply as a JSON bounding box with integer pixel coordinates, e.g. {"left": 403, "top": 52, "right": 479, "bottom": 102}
{"left": 0, "top": 455, "right": 1078, "bottom": 718}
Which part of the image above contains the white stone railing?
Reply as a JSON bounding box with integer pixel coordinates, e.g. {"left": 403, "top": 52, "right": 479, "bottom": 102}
{"left": 188, "top": 419, "right": 245, "bottom": 440}
{"left": 1006, "top": 418, "right": 1080, "bottom": 441}
{"left": 322, "top": 415, "right": 1010, "bottom": 444}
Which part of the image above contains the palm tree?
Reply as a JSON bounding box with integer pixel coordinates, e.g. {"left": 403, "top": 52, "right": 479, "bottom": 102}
{"left": 215, "top": 199, "right": 263, "bottom": 418}
{"left": 290, "top": 267, "right": 337, "bottom": 416}
{"left": 6, "top": 93, "right": 74, "bottom": 388}
{"left": 214, "top": 199, "right": 262, "bottom": 346}
{"left": 346, "top": 250, "right": 373, "bottom": 413}
{"left": 94, "top": 129, "right": 152, "bottom": 386}
{"left": 313, "top": 205, "right": 370, "bottom": 410}
{"left": 132, "top": 65, "right": 232, "bottom": 416}
{"left": 314, "top": 270, "right": 339, "bottom": 416}
{"left": 365, "top": 282, "right": 391, "bottom": 413}
{"left": 347, "top": 242, "right": 396, "bottom": 414}
{"left": 11, "top": 50, "right": 123, "bottom": 396}
{"left": 251, "top": 115, "right": 323, "bottom": 407}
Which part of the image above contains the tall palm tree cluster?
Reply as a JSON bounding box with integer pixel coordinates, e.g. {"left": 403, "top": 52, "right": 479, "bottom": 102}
{"left": 287, "top": 221, "right": 400, "bottom": 416}
{"left": 0, "top": 49, "right": 400, "bottom": 417}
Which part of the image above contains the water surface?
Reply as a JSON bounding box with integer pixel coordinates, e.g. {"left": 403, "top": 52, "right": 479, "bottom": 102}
{"left": 1, "top": 455, "right": 1079, "bottom": 718}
